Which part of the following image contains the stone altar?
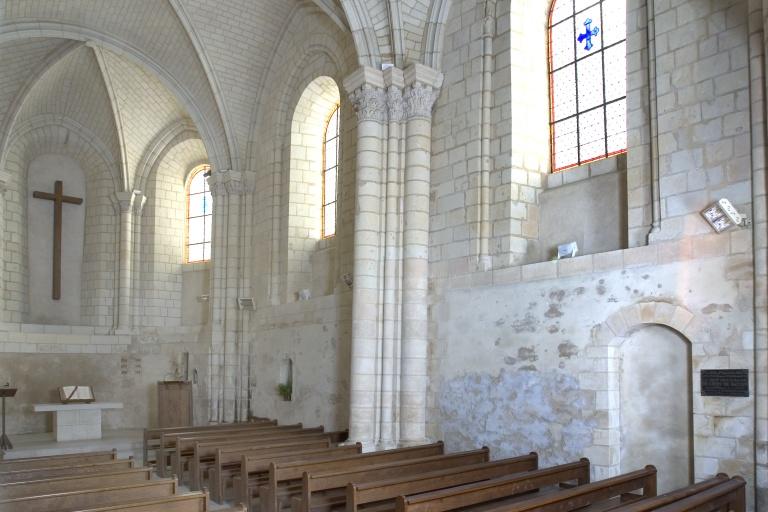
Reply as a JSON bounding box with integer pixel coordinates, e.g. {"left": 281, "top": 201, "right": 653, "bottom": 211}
{"left": 32, "top": 402, "right": 123, "bottom": 441}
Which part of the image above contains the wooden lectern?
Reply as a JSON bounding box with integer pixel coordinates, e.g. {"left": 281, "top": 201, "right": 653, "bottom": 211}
{"left": 157, "top": 381, "right": 192, "bottom": 428}
{"left": 0, "top": 387, "right": 17, "bottom": 451}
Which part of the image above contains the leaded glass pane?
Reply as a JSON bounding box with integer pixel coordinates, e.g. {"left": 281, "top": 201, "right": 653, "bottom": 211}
{"left": 604, "top": 42, "right": 626, "bottom": 101}
{"left": 189, "top": 171, "right": 206, "bottom": 194}
{"left": 575, "top": 0, "right": 599, "bottom": 13}
{"left": 574, "top": 4, "right": 602, "bottom": 59}
{"left": 550, "top": 20, "right": 575, "bottom": 70}
{"left": 203, "top": 242, "right": 211, "bottom": 261}
{"left": 326, "top": 108, "right": 339, "bottom": 139}
{"left": 188, "top": 244, "right": 204, "bottom": 263}
{"left": 324, "top": 168, "right": 337, "bottom": 202}
{"left": 577, "top": 53, "right": 604, "bottom": 111}
{"left": 602, "top": 0, "right": 626, "bottom": 46}
{"left": 188, "top": 217, "right": 205, "bottom": 245}
{"left": 578, "top": 107, "right": 606, "bottom": 161}
{"left": 551, "top": 0, "right": 573, "bottom": 24}
{"left": 325, "top": 140, "right": 337, "bottom": 168}
{"left": 553, "top": 117, "right": 578, "bottom": 170}
{"left": 323, "top": 203, "right": 336, "bottom": 237}
{"left": 606, "top": 99, "right": 627, "bottom": 153}
{"left": 552, "top": 64, "right": 577, "bottom": 121}
{"left": 189, "top": 193, "right": 206, "bottom": 218}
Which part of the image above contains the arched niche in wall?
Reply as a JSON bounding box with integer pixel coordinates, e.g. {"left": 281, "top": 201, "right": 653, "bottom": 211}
{"left": 27, "top": 154, "right": 86, "bottom": 325}
{"left": 286, "top": 76, "right": 340, "bottom": 302}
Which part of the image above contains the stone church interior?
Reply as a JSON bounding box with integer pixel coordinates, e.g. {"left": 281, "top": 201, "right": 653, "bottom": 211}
{"left": 0, "top": 0, "right": 764, "bottom": 511}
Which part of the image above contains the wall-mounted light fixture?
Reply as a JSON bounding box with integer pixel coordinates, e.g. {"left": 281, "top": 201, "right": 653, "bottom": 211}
{"left": 701, "top": 198, "right": 750, "bottom": 233}
{"left": 237, "top": 297, "right": 255, "bottom": 310}
{"left": 557, "top": 241, "right": 579, "bottom": 259}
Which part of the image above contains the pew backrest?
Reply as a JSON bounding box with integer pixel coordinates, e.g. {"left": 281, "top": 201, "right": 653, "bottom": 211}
{"left": 474, "top": 465, "right": 657, "bottom": 512}
{"left": 346, "top": 453, "right": 539, "bottom": 512}
{"left": 646, "top": 477, "right": 746, "bottom": 512}
{"left": 0, "top": 467, "right": 152, "bottom": 500}
{"left": 605, "top": 474, "right": 730, "bottom": 512}
{"left": 0, "top": 459, "right": 135, "bottom": 484}
{"left": 395, "top": 459, "right": 591, "bottom": 512}
{"left": 66, "top": 491, "right": 211, "bottom": 512}
{"left": 0, "top": 449, "right": 117, "bottom": 471}
{"left": 0, "top": 478, "right": 177, "bottom": 512}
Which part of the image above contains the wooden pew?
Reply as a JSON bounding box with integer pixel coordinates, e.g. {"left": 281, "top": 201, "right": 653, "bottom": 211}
{"left": 77, "top": 493, "right": 246, "bottom": 512}
{"left": 0, "top": 467, "right": 152, "bottom": 499}
{"left": 0, "top": 478, "right": 177, "bottom": 512}
{"left": 463, "top": 465, "right": 658, "bottom": 512}
{"left": 611, "top": 476, "right": 746, "bottom": 512}
{"left": 190, "top": 430, "right": 346, "bottom": 491}
{"left": 0, "top": 458, "right": 135, "bottom": 484}
{"left": 165, "top": 423, "right": 315, "bottom": 478}
{"left": 295, "top": 448, "right": 493, "bottom": 512}
{"left": 343, "top": 453, "right": 539, "bottom": 512}
{"left": 143, "top": 418, "right": 275, "bottom": 463}
{"left": 0, "top": 449, "right": 117, "bottom": 471}
{"left": 604, "top": 475, "right": 731, "bottom": 511}
{"left": 156, "top": 421, "right": 290, "bottom": 476}
{"left": 204, "top": 438, "right": 330, "bottom": 500}
{"left": 259, "top": 442, "right": 446, "bottom": 512}
{"left": 232, "top": 444, "right": 364, "bottom": 506}
{"left": 394, "top": 459, "right": 591, "bottom": 512}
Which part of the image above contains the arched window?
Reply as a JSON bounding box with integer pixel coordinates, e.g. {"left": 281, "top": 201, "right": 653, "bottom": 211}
{"left": 322, "top": 105, "right": 340, "bottom": 238}
{"left": 549, "top": 0, "right": 626, "bottom": 171}
{"left": 186, "top": 165, "right": 212, "bottom": 262}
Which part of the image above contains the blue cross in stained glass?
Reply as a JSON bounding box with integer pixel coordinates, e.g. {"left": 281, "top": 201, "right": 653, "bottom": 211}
{"left": 577, "top": 18, "right": 600, "bottom": 51}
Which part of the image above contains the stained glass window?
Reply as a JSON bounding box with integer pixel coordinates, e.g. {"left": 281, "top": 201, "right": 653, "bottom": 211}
{"left": 549, "top": 0, "right": 627, "bottom": 171}
{"left": 322, "top": 105, "right": 339, "bottom": 238}
{"left": 186, "top": 165, "right": 212, "bottom": 262}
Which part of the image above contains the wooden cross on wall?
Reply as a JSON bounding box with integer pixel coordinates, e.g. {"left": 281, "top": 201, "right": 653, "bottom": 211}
{"left": 32, "top": 180, "right": 83, "bottom": 300}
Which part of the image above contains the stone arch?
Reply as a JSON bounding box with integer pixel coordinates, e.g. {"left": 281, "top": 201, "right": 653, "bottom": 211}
{"left": 0, "top": 23, "right": 232, "bottom": 172}
{"left": 587, "top": 301, "right": 708, "bottom": 481}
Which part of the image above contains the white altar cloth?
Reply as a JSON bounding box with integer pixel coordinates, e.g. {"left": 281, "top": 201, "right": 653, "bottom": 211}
{"left": 33, "top": 402, "right": 123, "bottom": 441}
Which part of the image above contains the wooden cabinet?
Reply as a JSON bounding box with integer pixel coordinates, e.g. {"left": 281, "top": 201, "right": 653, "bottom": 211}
{"left": 157, "top": 381, "right": 193, "bottom": 428}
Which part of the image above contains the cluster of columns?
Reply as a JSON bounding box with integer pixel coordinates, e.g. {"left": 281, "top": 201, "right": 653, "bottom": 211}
{"left": 343, "top": 63, "right": 443, "bottom": 449}
{"left": 206, "top": 168, "right": 250, "bottom": 423}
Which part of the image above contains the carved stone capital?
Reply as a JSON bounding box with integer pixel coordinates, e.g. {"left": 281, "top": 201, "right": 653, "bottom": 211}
{"left": 207, "top": 169, "right": 243, "bottom": 197}
{"left": 386, "top": 86, "right": 405, "bottom": 123}
{"left": 114, "top": 190, "right": 142, "bottom": 215}
{"left": 404, "top": 82, "right": 440, "bottom": 120}
{"left": 349, "top": 84, "right": 387, "bottom": 123}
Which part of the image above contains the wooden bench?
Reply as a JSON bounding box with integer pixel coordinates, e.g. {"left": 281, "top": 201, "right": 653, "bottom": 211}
{"left": 603, "top": 475, "right": 730, "bottom": 511}
{"left": 190, "top": 429, "right": 346, "bottom": 491}
{"left": 609, "top": 475, "right": 746, "bottom": 512}
{"left": 258, "top": 442, "right": 445, "bottom": 512}
{"left": 204, "top": 439, "right": 331, "bottom": 500}
{"left": 156, "top": 421, "right": 291, "bottom": 476}
{"left": 143, "top": 418, "right": 275, "bottom": 463}
{"left": 394, "top": 459, "right": 591, "bottom": 512}
{"left": 165, "top": 423, "right": 314, "bottom": 478}
{"left": 343, "top": 453, "right": 539, "bottom": 512}
{"left": 155, "top": 423, "right": 301, "bottom": 476}
{"left": 294, "top": 448, "right": 493, "bottom": 512}
{"left": 67, "top": 491, "right": 244, "bottom": 512}
{"left": 0, "top": 478, "right": 177, "bottom": 512}
{"left": 0, "top": 467, "right": 152, "bottom": 499}
{"left": 0, "top": 458, "right": 135, "bottom": 484}
{"left": 0, "top": 449, "right": 117, "bottom": 471}
{"left": 232, "top": 444, "right": 365, "bottom": 506}
{"left": 469, "top": 465, "right": 657, "bottom": 512}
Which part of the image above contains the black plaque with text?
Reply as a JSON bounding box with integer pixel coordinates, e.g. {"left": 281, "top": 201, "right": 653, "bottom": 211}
{"left": 701, "top": 369, "right": 749, "bottom": 397}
